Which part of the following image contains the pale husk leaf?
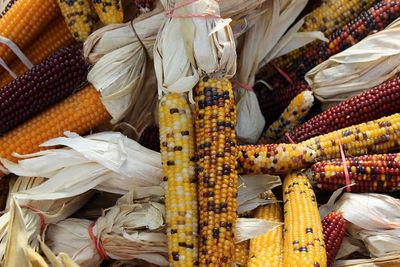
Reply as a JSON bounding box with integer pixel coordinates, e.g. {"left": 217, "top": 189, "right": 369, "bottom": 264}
{"left": 235, "top": 217, "right": 282, "bottom": 243}
{"left": 0, "top": 131, "right": 163, "bottom": 199}
{"left": 306, "top": 18, "right": 400, "bottom": 103}
{"left": 334, "top": 254, "right": 400, "bottom": 267}
{"left": 335, "top": 236, "right": 367, "bottom": 260}
{"left": 358, "top": 229, "right": 400, "bottom": 258}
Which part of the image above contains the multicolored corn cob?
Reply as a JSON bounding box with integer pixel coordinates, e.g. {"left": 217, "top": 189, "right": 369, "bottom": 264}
{"left": 255, "top": 81, "right": 311, "bottom": 126}
{"left": 159, "top": 93, "right": 198, "bottom": 266}
{"left": 237, "top": 144, "right": 316, "bottom": 175}
{"left": 57, "top": 0, "right": 96, "bottom": 41}
{"left": 195, "top": 77, "right": 238, "bottom": 266}
{"left": 0, "top": 84, "right": 110, "bottom": 176}
{"left": 248, "top": 192, "right": 283, "bottom": 267}
{"left": 300, "top": 113, "right": 400, "bottom": 161}
{"left": 92, "top": 0, "right": 123, "bottom": 24}
{"left": 283, "top": 172, "right": 327, "bottom": 267}
{"left": 134, "top": 0, "right": 154, "bottom": 13}
{"left": 0, "top": 17, "right": 76, "bottom": 88}
{"left": 282, "top": 77, "right": 400, "bottom": 144}
{"left": 322, "top": 212, "right": 347, "bottom": 267}
{"left": 259, "top": 91, "right": 314, "bottom": 144}
{"left": 0, "top": 0, "right": 59, "bottom": 66}
{"left": 234, "top": 240, "right": 249, "bottom": 267}
{"left": 0, "top": 44, "right": 89, "bottom": 135}
{"left": 285, "top": 0, "right": 400, "bottom": 82}
{"left": 139, "top": 125, "right": 160, "bottom": 152}
{"left": 308, "top": 153, "right": 400, "bottom": 192}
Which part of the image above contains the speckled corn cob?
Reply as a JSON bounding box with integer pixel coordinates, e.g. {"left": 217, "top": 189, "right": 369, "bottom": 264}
{"left": 308, "top": 153, "right": 400, "bottom": 192}
{"left": 234, "top": 240, "right": 249, "bottom": 267}
{"left": 322, "top": 212, "right": 346, "bottom": 267}
{"left": 237, "top": 144, "right": 316, "bottom": 175}
{"left": 195, "top": 76, "right": 238, "bottom": 267}
{"left": 283, "top": 172, "right": 327, "bottom": 267}
{"left": 159, "top": 93, "right": 198, "bottom": 266}
{"left": 57, "top": 0, "right": 95, "bottom": 41}
{"left": 259, "top": 91, "right": 314, "bottom": 144}
{"left": 92, "top": 0, "right": 123, "bottom": 24}
{"left": 300, "top": 113, "right": 400, "bottom": 161}
{"left": 248, "top": 192, "right": 283, "bottom": 267}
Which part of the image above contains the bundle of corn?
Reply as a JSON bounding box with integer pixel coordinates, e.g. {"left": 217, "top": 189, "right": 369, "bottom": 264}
{"left": 300, "top": 113, "right": 400, "bottom": 161}
{"left": 255, "top": 80, "right": 311, "bottom": 126}
{"left": 237, "top": 144, "right": 316, "bottom": 175}
{"left": 0, "top": 44, "right": 89, "bottom": 135}
{"left": 92, "top": 0, "right": 123, "bottom": 24}
{"left": 308, "top": 153, "right": 400, "bottom": 192}
{"left": 283, "top": 172, "right": 327, "bottom": 267}
{"left": 0, "top": 17, "right": 75, "bottom": 87}
{"left": 322, "top": 212, "right": 347, "bottom": 267}
{"left": 282, "top": 77, "right": 400, "bottom": 144}
{"left": 57, "top": 0, "right": 96, "bottom": 41}
{"left": 247, "top": 192, "right": 283, "bottom": 267}
{"left": 0, "top": 0, "right": 59, "bottom": 67}
{"left": 259, "top": 90, "right": 314, "bottom": 144}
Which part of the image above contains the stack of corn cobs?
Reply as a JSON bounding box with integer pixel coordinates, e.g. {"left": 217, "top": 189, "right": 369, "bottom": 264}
{"left": 0, "top": 0, "right": 400, "bottom": 266}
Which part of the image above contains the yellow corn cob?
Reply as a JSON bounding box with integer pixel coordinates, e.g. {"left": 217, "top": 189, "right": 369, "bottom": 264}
{"left": 248, "top": 192, "right": 283, "bottom": 267}
{"left": 195, "top": 77, "right": 238, "bottom": 267}
{"left": 283, "top": 172, "right": 327, "bottom": 267}
{"left": 237, "top": 144, "right": 316, "bottom": 175}
{"left": 92, "top": 0, "right": 123, "bottom": 24}
{"left": 57, "top": 0, "right": 96, "bottom": 41}
{"left": 300, "top": 113, "right": 400, "bottom": 161}
{"left": 0, "top": 0, "right": 59, "bottom": 67}
{"left": 234, "top": 240, "right": 249, "bottom": 267}
{"left": 259, "top": 91, "right": 314, "bottom": 144}
{"left": 0, "top": 84, "right": 110, "bottom": 177}
{"left": 0, "top": 17, "right": 76, "bottom": 88}
{"left": 159, "top": 93, "right": 198, "bottom": 266}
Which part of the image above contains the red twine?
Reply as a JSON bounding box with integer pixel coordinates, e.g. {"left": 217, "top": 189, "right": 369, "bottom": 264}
{"left": 232, "top": 81, "right": 254, "bottom": 92}
{"left": 165, "top": 0, "right": 221, "bottom": 18}
{"left": 20, "top": 205, "right": 46, "bottom": 235}
{"left": 88, "top": 222, "right": 110, "bottom": 260}
{"left": 285, "top": 133, "right": 296, "bottom": 144}
{"left": 335, "top": 133, "right": 351, "bottom": 192}
{"left": 269, "top": 61, "right": 293, "bottom": 85}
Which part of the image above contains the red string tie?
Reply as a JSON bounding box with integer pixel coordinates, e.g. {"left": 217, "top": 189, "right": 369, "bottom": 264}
{"left": 20, "top": 205, "right": 46, "bottom": 235}
{"left": 165, "top": 0, "right": 221, "bottom": 18}
{"left": 269, "top": 61, "right": 293, "bottom": 85}
{"left": 88, "top": 222, "right": 110, "bottom": 260}
{"left": 285, "top": 133, "right": 296, "bottom": 144}
{"left": 335, "top": 132, "right": 351, "bottom": 192}
{"left": 232, "top": 81, "right": 254, "bottom": 92}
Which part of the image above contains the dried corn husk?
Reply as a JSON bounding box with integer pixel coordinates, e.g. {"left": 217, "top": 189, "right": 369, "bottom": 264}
{"left": 0, "top": 131, "right": 163, "bottom": 199}
{"left": 306, "top": 18, "right": 400, "bottom": 104}
{"left": 154, "top": 0, "right": 236, "bottom": 99}
{"left": 235, "top": 217, "right": 282, "bottom": 243}
{"left": 334, "top": 254, "right": 400, "bottom": 267}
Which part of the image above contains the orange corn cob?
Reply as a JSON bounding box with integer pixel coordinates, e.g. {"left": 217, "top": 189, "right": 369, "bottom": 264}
{"left": 0, "top": 84, "right": 110, "bottom": 177}
{"left": 0, "top": 17, "right": 76, "bottom": 87}
{"left": 0, "top": 0, "right": 59, "bottom": 67}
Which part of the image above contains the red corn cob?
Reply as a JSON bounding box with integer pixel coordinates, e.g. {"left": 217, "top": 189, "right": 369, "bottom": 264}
{"left": 282, "top": 77, "right": 400, "bottom": 144}
{"left": 322, "top": 212, "right": 347, "bottom": 267}
{"left": 308, "top": 153, "right": 400, "bottom": 192}
{"left": 0, "top": 44, "right": 89, "bottom": 135}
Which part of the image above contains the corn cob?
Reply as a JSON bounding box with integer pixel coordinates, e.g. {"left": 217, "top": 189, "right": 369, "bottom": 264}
{"left": 134, "top": 0, "right": 154, "bottom": 13}
{"left": 159, "top": 93, "right": 198, "bottom": 266}
{"left": 301, "top": 113, "right": 400, "bottom": 161}
{"left": 237, "top": 144, "right": 316, "bottom": 175}
{"left": 234, "top": 240, "right": 249, "bottom": 267}
{"left": 92, "top": 0, "right": 123, "bottom": 24}
{"left": 0, "top": 17, "right": 76, "bottom": 88}
{"left": 259, "top": 91, "right": 314, "bottom": 144}
{"left": 57, "top": 0, "right": 96, "bottom": 41}
{"left": 308, "top": 153, "right": 400, "bottom": 192}
{"left": 0, "top": 84, "right": 110, "bottom": 173}
{"left": 0, "top": 44, "right": 89, "bottom": 135}
{"left": 284, "top": 0, "right": 400, "bottom": 82}
{"left": 195, "top": 77, "right": 238, "bottom": 266}
{"left": 283, "top": 172, "right": 327, "bottom": 267}
{"left": 248, "top": 192, "right": 283, "bottom": 267}
{"left": 322, "top": 212, "right": 347, "bottom": 267}
{"left": 139, "top": 125, "right": 160, "bottom": 152}
{"left": 0, "top": 0, "right": 59, "bottom": 67}
{"left": 282, "top": 77, "right": 400, "bottom": 144}
{"left": 255, "top": 81, "right": 311, "bottom": 127}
